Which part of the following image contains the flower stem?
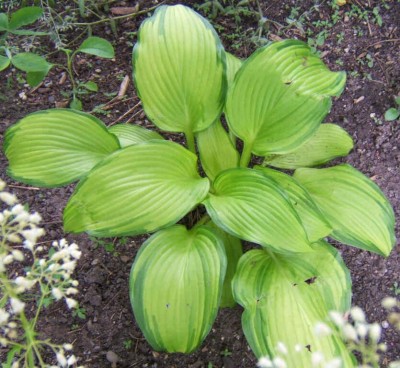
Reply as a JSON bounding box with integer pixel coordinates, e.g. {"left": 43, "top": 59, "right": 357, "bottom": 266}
{"left": 185, "top": 129, "right": 196, "bottom": 154}
{"left": 239, "top": 141, "right": 253, "bottom": 168}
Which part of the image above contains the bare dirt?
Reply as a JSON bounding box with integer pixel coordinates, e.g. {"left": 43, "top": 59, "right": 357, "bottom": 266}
{"left": 0, "top": 0, "right": 399, "bottom": 367}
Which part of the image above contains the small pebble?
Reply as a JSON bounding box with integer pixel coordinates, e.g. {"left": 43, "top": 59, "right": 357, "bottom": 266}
{"left": 106, "top": 350, "right": 119, "bottom": 364}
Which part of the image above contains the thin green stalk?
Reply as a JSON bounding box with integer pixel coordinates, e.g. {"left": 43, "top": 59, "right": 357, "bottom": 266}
{"left": 194, "top": 214, "right": 211, "bottom": 228}
{"left": 185, "top": 130, "right": 196, "bottom": 154}
{"left": 228, "top": 130, "right": 237, "bottom": 147}
{"left": 63, "top": 50, "right": 77, "bottom": 101}
{"left": 239, "top": 141, "right": 253, "bottom": 168}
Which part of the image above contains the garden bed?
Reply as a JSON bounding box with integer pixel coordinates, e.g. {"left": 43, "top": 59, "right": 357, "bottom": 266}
{"left": 0, "top": 0, "right": 399, "bottom": 367}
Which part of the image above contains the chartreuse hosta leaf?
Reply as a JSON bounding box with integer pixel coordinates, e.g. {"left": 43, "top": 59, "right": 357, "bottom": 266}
{"left": 264, "top": 123, "right": 354, "bottom": 169}
{"left": 294, "top": 164, "right": 396, "bottom": 256}
{"left": 130, "top": 225, "right": 226, "bottom": 353}
{"left": 232, "top": 242, "right": 355, "bottom": 366}
{"left": 225, "top": 52, "right": 242, "bottom": 88}
{"left": 207, "top": 222, "right": 243, "bottom": 307}
{"left": 255, "top": 166, "right": 331, "bottom": 242}
{"left": 4, "top": 109, "right": 120, "bottom": 187}
{"left": 203, "top": 168, "right": 311, "bottom": 253}
{"left": 64, "top": 141, "right": 209, "bottom": 236}
{"left": 225, "top": 40, "right": 346, "bottom": 157}
{"left": 133, "top": 5, "right": 226, "bottom": 134}
{"left": 108, "top": 123, "right": 164, "bottom": 147}
{"left": 197, "top": 120, "right": 239, "bottom": 181}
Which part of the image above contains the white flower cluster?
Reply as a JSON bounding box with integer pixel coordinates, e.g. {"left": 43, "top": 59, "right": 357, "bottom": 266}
{"left": 382, "top": 297, "right": 400, "bottom": 331}
{"left": 0, "top": 179, "right": 84, "bottom": 367}
{"left": 257, "top": 301, "right": 400, "bottom": 368}
{"left": 257, "top": 341, "right": 342, "bottom": 368}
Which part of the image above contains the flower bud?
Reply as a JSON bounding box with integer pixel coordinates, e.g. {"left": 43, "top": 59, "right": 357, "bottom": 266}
{"left": 342, "top": 324, "right": 358, "bottom": 341}
{"left": 350, "top": 306, "right": 365, "bottom": 322}
{"left": 0, "top": 192, "right": 17, "bottom": 205}
{"left": 382, "top": 297, "right": 398, "bottom": 309}
{"left": 66, "top": 298, "right": 77, "bottom": 309}
{"left": 10, "top": 298, "right": 25, "bottom": 314}
{"left": 329, "top": 311, "right": 345, "bottom": 327}
{"left": 369, "top": 323, "right": 381, "bottom": 342}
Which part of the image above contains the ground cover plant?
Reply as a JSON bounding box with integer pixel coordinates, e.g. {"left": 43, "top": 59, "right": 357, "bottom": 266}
{"left": 0, "top": 179, "right": 83, "bottom": 367}
{"left": 2, "top": 3, "right": 398, "bottom": 367}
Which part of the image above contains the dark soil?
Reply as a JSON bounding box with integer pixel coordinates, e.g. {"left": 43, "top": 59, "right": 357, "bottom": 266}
{"left": 0, "top": 0, "right": 399, "bottom": 367}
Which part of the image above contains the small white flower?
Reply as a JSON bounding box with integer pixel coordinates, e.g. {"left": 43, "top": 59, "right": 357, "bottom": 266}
{"left": 63, "top": 343, "right": 73, "bottom": 351}
{"left": 314, "top": 322, "right": 332, "bottom": 337}
{"left": 272, "top": 357, "right": 287, "bottom": 368}
{"left": 369, "top": 323, "right": 381, "bottom": 342}
{"left": 329, "top": 311, "right": 345, "bottom": 327}
{"left": 66, "top": 298, "right": 77, "bottom": 309}
{"left": 15, "top": 276, "right": 36, "bottom": 291}
{"left": 62, "top": 261, "right": 76, "bottom": 272}
{"left": 29, "top": 212, "right": 42, "bottom": 224}
{"left": 23, "top": 240, "right": 34, "bottom": 251}
{"left": 7, "top": 233, "right": 21, "bottom": 243}
{"left": 11, "top": 250, "right": 24, "bottom": 261}
{"left": 382, "top": 297, "right": 398, "bottom": 309}
{"left": 0, "top": 192, "right": 18, "bottom": 205}
{"left": 0, "top": 180, "right": 5, "bottom": 191}
{"left": 311, "top": 351, "right": 324, "bottom": 366}
{"left": 13, "top": 212, "right": 29, "bottom": 224}
{"left": 0, "top": 308, "right": 10, "bottom": 325}
{"left": 8, "top": 321, "right": 17, "bottom": 329}
{"left": 11, "top": 361, "right": 19, "bottom": 368}
{"left": 11, "top": 204, "right": 24, "bottom": 215}
{"left": 378, "top": 343, "right": 388, "bottom": 352}
{"left": 72, "top": 280, "right": 79, "bottom": 287}
{"left": 3, "top": 254, "right": 14, "bottom": 265}
{"left": 350, "top": 306, "right": 365, "bottom": 322}
{"left": 18, "top": 91, "right": 27, "bottom": 100}
{"left": 0, "top": 337, "right": 8, "bottom": 346}
{"left": 21, "top": 228, "right": 45, "bottom": 243}
{"left": 70, "top": 249, "right": 82, "bottom": 260}
{"left": 67, "top": 355, "right": 77, "bottom": 365}
{"left": 66, "top": 287, "right": 78, "bottom": 295}
{"left": 51, "top": 249, "right": 69, "bottom": 261}
{"left": 257, "top": 357, "right": 273, "bottom": 368}
{"left": 8, "top": 329, "right": 17, "bottom": 339}
{"left": 56, "top": 351, "right": 67, "bottom": 367}
{"left": 356, "top": 323, "right": 368, "bottom": 338}
{"left": 10, "top": 298, "right": 25, "bottom": 314}
{"left": 52, "top": 288, "right": 64, "bottom": 300}
{"left": 276, "top": 341, "right": 288, "bottom": 355}
{"left": 342, "top": 324, "right": 358, "bottom": 341}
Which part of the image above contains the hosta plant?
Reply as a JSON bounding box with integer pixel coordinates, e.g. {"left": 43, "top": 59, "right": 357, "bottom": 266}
{"left": 3, "top": 5, "right": 396, "bottom": 366}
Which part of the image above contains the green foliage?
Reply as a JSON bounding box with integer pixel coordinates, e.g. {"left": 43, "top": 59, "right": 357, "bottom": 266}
{"left": 3, "top": 4, "right": 397, "bottom": 366}
{"left": 0, "top": 6, "right": 52, "bottom": 86}
{"left": 384, "top": 96, "right": 400, "bottom": 122}
{"left": 59, "top": 36, "right": 115, "bottom": 110}
{"left": 72, "top": 304, "right": 87, "bottom": 320}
